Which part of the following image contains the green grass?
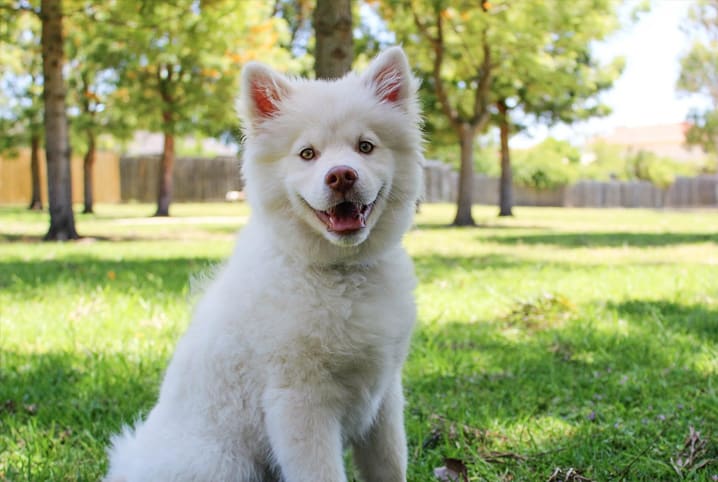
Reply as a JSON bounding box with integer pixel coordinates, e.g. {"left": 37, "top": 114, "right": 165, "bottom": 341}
{"left": 1, "top": 203, "right": 717, "bottom": 481}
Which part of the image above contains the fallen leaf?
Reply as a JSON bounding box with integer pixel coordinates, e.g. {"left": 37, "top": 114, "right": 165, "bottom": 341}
{"left": 1, "top": 400, "right": 16, "bottom": 414}
{"left": 547, "top": 467, "right": 594, "bottom": 482}
{"left": 670, "top": 426, "right": 715, "bottom": 476}
{"left": 434, "top": 457, "right": 468, "bottom": 482}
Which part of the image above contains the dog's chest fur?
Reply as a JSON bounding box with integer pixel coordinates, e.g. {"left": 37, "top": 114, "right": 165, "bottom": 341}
{"left": 176, "top": 235, "right": 416, "bottom": 445}
{"left": 239, "top": 245, "right": 415, "bottom": 439}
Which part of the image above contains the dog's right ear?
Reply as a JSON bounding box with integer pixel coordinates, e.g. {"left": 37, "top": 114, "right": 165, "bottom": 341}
{"left": 240, "top": 63, "right": 292, "bottom": 129}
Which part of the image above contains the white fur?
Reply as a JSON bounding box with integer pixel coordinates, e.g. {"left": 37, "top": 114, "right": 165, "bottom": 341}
{"left": 105, "top": 47, "right": 423, "bottom": 482}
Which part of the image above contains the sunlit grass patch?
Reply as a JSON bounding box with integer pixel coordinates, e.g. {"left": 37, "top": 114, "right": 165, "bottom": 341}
{"left": 1, "top": 203, "right": 717, "bottom": 480}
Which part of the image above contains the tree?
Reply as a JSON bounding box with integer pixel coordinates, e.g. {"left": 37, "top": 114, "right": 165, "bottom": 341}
{"left": 41, "top": 0, "right": 78, "bottom": 239}
{"left": 66, "top": 4, "right": 134, "bottom": 214}
{"left": 314, "top": 0, "right": 353, "bottom": 79}
{"left": 490, "top": 0, "right": 623, "bottom": 216}
{"left": 272, "top": 0, "right": 313, "bottom": 62}
{"left": 113, "top": 0, "right": 292, "bottom": 216}
{"left": 496, "top": 99, "right": 511, "bottom": 216}
{"left": 382, "top": 1, "right": 499, "bottom": 225}
{"left": 0, "top": 9, "right": 44, "bottom": 210}
{"left": 1, "top": 0, "right": 78, "bottom": 238}
{"left": 383, "top": 0, "right": 622, "bottom": 223}
{"left": 678, "top": 0, "right": 718, "bottom": 169}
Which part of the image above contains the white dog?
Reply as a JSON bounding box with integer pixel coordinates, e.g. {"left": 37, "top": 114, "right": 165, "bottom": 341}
{"left": 105, "top": 47, "right": 423, "bottom": 482}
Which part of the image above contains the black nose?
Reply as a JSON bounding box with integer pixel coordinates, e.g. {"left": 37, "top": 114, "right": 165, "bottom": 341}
{"left": 324, "top": 165, "right": 358, "bottom": 193}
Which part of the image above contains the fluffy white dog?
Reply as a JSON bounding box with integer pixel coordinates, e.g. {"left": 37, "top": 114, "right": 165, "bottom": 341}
{"left": 105, "top": 47, "right": 423, "bottom": 482}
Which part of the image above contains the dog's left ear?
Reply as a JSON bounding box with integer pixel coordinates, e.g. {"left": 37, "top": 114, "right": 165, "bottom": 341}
{"left": 362, "top": 47, "right": 414, "bottom": 107}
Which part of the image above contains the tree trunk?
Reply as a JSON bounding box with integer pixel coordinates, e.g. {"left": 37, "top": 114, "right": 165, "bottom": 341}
{"left": 155, "top": 130, "right": 174, "bottom": 217}
{"left": 314, "top": 0, "right": 353, "bottom": 79}
{"left": 453, "top": 123, "right": 476, "bottom": 226}
{"left": 497, "top": 99, "right": 513, "bottom": 217}
{"left": 41, "top": 0, "right": 78, "bottom": 240}
{"left": 82, "top": 130, "right": 95, "bottom": 214}
{"left": 28, "top": 133, "right": 43, "bottom": 210}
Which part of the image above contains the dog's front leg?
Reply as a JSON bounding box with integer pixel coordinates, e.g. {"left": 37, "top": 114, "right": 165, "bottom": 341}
{"left": 352, "top": 376, "right": 408, "bottom": 482}
{"left": 263, "top": 387, "right": 347, "bottom": 482}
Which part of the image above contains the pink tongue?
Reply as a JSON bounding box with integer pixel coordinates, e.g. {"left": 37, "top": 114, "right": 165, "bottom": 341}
{"left": 328, "top": 204, "right": 364, "bottom": 232}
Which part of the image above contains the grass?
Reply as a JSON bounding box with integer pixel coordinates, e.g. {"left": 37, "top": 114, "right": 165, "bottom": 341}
{"left": 1, "top": 203, "right": 717, "bottom": 481}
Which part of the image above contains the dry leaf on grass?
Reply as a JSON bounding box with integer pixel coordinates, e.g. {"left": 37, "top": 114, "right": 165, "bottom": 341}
{"left": 671, "top": 426, "right": 716, "bottom": 476}
{"left": 1, "top": 400, "right": 16, "bottom": 414}
{"left": 434, "top": 457, "right": 468, "bottom": 482}
{"left": 547, "top": 467, "right": 594, "bottom": 482}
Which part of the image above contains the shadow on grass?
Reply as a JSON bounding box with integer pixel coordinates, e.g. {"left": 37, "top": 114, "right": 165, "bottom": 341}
{"left": 488, "top": 231, "right": 718, "bottom": 248}
{"left": 412, "top": 221, "right": 551, "bottom": 232}
{"left": 0, "top": 349, "right": 163, "bottom": 431}
{"left": 0, "top": 233, "right": 44, "bottom": 242}
{"left": 0, "top": 231, "right": 239, "bottom": 243}
{"left": 406, "top": 305, "right": 718, "bottom": 480}
{"left": 0, "top": 256, "right": 222, "bottom": 294}
{"left": 413, "top": 254, "right": 530, "bottom": 281}
{"left": 412, "top": 253, "right": 609, "bottom": 284}
{"left": 0, "top": 349, "right": 167, "bottom": 480}
{"left": 607, "top": 299, "right": 718, "bottom": 342}
{"left": 2, "top": 299, "right": 716, "bottom": 480}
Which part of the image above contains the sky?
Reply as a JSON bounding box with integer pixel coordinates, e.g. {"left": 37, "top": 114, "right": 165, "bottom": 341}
{"left": 511, "top": 0, "right": 709, "bottom": 148}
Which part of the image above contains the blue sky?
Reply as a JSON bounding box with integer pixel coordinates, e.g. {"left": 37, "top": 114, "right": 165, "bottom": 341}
{"left": 512, "top": 0, "right": 709, "bottom": 147}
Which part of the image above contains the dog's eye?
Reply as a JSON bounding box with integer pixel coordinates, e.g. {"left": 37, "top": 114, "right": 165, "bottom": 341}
{"left": 299, "top": 147, "right": 316, "bottom": 161}
{"left": 358, "top": 141, "right": 374, "bottom": 154}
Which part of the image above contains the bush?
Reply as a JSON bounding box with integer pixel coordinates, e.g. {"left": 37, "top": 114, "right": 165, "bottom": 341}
{"left": 626, "top": 150, "right": 702, "bottom": 189}
{"left": 426, "top": 136, "right": 708, "bottom": 191}
{"left": 511, "top": 138, "right": 580, "bottom": 189}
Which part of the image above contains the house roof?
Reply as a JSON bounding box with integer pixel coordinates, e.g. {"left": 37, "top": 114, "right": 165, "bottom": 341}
{"left": 123, "top": 131, "right": 237, "bottom": 156}
{"left": 593, "top": 123, "right": 691, "bottom": 146}
{"left": 588, "top": 122, "right": 705, "bottom": 161}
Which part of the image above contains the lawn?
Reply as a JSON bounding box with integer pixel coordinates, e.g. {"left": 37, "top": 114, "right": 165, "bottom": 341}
{"left": 1, "top": 203, "right": 717, "bottom": 481}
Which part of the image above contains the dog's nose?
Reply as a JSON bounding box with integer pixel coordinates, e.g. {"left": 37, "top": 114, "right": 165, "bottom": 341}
{"left": 325, "top": 166, "right": 358, "bottom": 193}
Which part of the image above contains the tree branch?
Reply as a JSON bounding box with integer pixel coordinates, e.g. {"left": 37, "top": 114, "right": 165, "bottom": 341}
{"left": 471, "top": 27, "right": 493, "bottom": 130}
{"left": 411, "top": 1, "right": 462, "bottom": 134}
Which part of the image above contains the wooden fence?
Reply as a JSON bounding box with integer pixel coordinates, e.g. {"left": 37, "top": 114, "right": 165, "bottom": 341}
{"left": 0, "top": 149, "right": 120, "bottom": 204}
{"left": 119, "top": 155, "right": 243, "bottom": 202}
{"left": 2, "top": 154, "right": 715, "bottom": 208}
{"left": 422, "top": 160, "right": 718, "bottom": 208}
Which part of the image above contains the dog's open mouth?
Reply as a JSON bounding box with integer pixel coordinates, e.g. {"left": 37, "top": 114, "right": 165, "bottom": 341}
{"left": 314, "top": 201, "right": 375, "bottom": 234}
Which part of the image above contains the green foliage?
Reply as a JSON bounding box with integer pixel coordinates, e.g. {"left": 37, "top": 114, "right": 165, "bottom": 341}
{"left": 511, "top": 139, "right": 580, "bottom": 189}
{"left": 433, "top": 135, "right": 707, "bottom": 190}
{"left": 686, "top": 109, "right": 718, "bottom": 164}
{"left": 0, "top": 10, "right": 43, "bottom": 154}
{"left": 106, "top": 0, "right": 300, "bottom": 139}
{"left": 624, "top": 150, "right": 703, "bottom": 188}
{"left": 493, "top": 0, "right": 624, "bottom": 127}
{"left": 427, "top": 136, "right": 500, "bottom": 176}
{"left": 379, "top": 0, "right": 623, "bottom": 148}
{"left": 677, "top": 0, "right": 718, "bottom": 165}
{"left": 581, "top": 141, "right": 707, "bottom": 187}
{"left": 65, "top": 4, "right": 136, "bottom": 153}
{"left": 472, "top": 140, "right": 500, "bottom": 176}
{"left": 1, "top": 204, "right": 717, "bottom": 480}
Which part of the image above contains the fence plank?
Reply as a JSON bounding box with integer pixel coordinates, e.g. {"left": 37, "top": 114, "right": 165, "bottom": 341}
{"left": 119, "top": 156, "right": 243, "bottom": 203}
{"left": 421, "top": 162, "right": 718, "bottom": 208}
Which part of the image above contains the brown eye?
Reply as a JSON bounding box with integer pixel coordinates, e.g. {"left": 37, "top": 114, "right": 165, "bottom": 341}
{"left": 358, "top": 140, "right": 374, "bottom": 154}
{"left": 299, "top": 147, "right": 316, "bottom": 161}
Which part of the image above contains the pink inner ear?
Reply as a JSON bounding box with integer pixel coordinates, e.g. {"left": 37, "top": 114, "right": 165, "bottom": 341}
{"left": 251, "top": 80, "right": 281, "bottom": 118}
{"left": 374, "top": 66, "right": 402, "bottom": 103}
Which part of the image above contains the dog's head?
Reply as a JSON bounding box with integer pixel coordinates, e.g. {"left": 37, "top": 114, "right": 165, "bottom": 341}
{"left": 238, "top": 47, "right": 423, "bottom": 265}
